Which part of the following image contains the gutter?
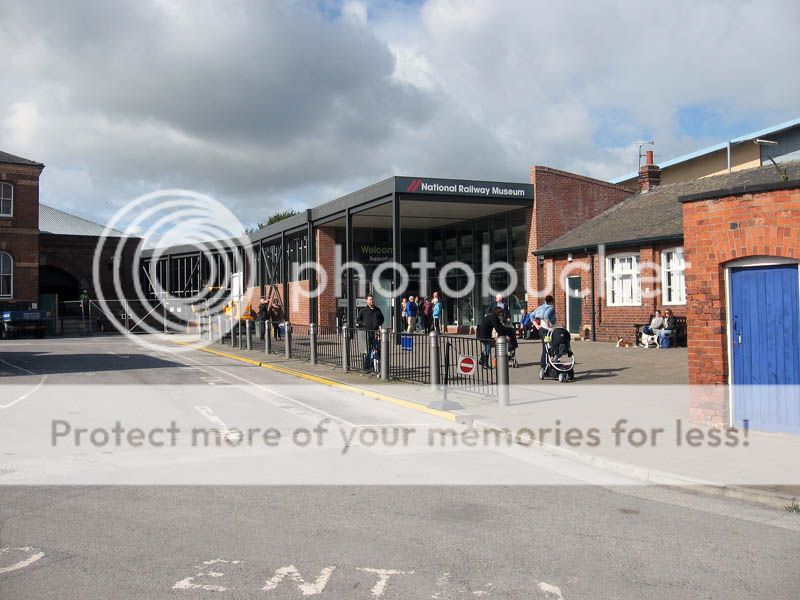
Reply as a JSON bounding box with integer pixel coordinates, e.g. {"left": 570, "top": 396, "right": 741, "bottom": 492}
{"left": 534, "top": 233, "right": 684, "bottom": 258}
{"left": 679, "top": 178, "right": 800, "bottom": 203}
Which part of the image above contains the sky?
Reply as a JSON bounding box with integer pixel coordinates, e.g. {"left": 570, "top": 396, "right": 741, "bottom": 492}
{"left": 1, "top": 0, "right": 799, "bottom": 230}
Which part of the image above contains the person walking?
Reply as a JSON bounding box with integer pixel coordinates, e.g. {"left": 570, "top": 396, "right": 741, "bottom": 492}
{"left": 421, "top": 297, "right": 433, "bottom": 333}
{"left": 476, "top": 307, "right": 514, "bottom": 369}
{"left": 406, "top": 295, "right": 418, "bottom": 333}
{"left": 489, "top": 293, "right": 511, "bottom": 324}
{"left": 268, "top": 298, "right": 284, "bottom": 340}
{"left": 432, "top": 297, "right": 443, "bottom": 333}
{"left": 532, "top": 295, "right": 556, "bottom": 370}
{"left": 257, "top": 297, "right": 268, "bottom": 340}
{"left": 356, "top": 295, "right": 385, "bottom": 371}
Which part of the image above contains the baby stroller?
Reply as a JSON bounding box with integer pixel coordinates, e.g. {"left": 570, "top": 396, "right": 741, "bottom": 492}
{"left": 507, "top": 329, "right": 519, "bottom": 368}
{"left": 538, "top": 327, "right": 575, "bottom": 382}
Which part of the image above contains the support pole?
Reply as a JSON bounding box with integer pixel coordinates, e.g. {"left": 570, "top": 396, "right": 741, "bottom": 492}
{"left": 245, "top": 319, "right": 252, "bottom": 351}
{"left": 391, "top": 192, "right": 402, "bottom": 333}
{"left": 427, "top": 334, "right": 462, "bottom": 411}
{"left": 285, "top": 321, "right": 292, "bottom": 359}
{"left": 265, "top": 321, "right": 272, "bottom": 355}
{"left": 341, "top": 324, "right": 350, "bottom": 372}
{"left": 309, "top": 322, "right": 318, "bottom": 365}
{"left": 217, "top": 316, "right": 223, "bottom": 344}
{"left": 496, "top": 335, "right": 510, "bottom": 407}
{"left": 429, "top": 330, "right": 441, "bottom": 391}
{"left": 345, "top": 207, "right": 353, "bottom": 327}
{"left": 379, "top": 326, "right": 389, "bottom": 381}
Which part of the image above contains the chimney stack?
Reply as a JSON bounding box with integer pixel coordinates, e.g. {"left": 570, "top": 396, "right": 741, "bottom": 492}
{"left": 638, "top": 151, "right": 660, "bottom": 192}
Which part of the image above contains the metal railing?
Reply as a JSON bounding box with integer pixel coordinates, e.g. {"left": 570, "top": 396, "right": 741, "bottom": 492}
{"left": 387, "top": 330, "right": 430, "bottom": 384}
{"left": 197, "top": 319, "right": 513, "bottom": 406}
{"left": 342, "top": 327, "right": 382, "bottom": 374}
{"left": 316, "top": 325, "right": 341, "bottom": 366}
{"left": 440, "top": 333, "right": 497, "bottom": 396}
{"left": 289, "top": 323, "right": 311, "bottom": 360}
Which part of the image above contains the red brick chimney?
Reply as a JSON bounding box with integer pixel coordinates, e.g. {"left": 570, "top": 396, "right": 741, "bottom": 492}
{"left": 638, "top": 150, "right": 661, "bottom": 192}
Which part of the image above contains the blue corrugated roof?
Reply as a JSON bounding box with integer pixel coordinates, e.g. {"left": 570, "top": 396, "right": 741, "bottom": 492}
{"left": 609, "top": 117, "right": 800, "bottom": 184}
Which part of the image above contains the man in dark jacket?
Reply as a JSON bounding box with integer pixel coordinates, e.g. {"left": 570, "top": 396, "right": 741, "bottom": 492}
{"left": 356, "top": 295, "right": 385, "bottom": 331}
{"left": 476, "top": 307, "right": 515, "bottom": 369}
{"left": 356, "top": 295, "right": 385, "bottom": 371}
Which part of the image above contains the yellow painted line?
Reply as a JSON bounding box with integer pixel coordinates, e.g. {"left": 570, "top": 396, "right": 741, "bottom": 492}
{"left": 174, "top": 341, "right": 458, "bottom": 422}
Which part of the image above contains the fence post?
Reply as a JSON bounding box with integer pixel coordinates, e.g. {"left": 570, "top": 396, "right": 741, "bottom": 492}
{"left": 379, "top": 326, "right": 389, "bottom": 380}
{"left": 309, "top": 323, "right": 318, "bottom": 365}
{"left": 245, "top": 320, "right": 252, "bottom": 350}
{"left": 285, "top": 321, "right": 292, "bottom": 359}
{"left": 429, "top": 330, "right": 441, "bottom": 391}
{"left": 88, "top": 300, "right": 93, "bottom": 336}
{"left": 341, "top": 324, "right": 350, "bottom": 372}
{"left": 496, "top": 335, "right": 510, "bottom": 407}
{"left": 265, "top": 321, "right": 272, "bottom": 355}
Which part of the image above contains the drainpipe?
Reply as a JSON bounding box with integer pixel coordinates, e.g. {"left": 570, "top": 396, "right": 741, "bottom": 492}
{"left": 587, "top": 247, "right": 597, "bottom": 342}
{"left": 727, "top": 140, "right": 732, "bottom": 174}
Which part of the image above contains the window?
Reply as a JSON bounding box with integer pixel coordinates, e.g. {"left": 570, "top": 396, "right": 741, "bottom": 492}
{"left": 662, "top": 247, "right": 686, "bottom": 305}
{"left": 0, "top": 252, "right": 12, "bottom": 298}
{"left": 0, "top": 182, "right": 12, "bottom": 217}
{"left": 606, "top": 253, "right": 641, "bottom": 306}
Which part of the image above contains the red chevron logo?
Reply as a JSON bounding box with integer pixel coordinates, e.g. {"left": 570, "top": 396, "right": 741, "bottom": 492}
{"left": 406, "top": 178, "right": 423, "bottom": 192}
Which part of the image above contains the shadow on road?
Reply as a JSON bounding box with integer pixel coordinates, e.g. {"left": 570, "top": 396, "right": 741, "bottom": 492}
{"left": 0, "top": 352, "right": 180, "bottom": 377}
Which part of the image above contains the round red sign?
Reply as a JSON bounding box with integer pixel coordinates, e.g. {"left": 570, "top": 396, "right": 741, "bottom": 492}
{"left": 458, "top": 355, "right": 476, "bottom": 375}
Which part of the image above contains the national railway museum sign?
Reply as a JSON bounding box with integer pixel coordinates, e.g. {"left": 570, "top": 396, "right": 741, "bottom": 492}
{"left": 397, "top": 177, "right": 533, "bottom": 200}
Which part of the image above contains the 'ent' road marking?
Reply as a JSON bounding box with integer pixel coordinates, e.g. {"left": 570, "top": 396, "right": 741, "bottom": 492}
{"left": 0, "top": 547, "right": 45, "bottom": 574}
{"left": 0, "top": 358, "right": 48, "bottom": 410}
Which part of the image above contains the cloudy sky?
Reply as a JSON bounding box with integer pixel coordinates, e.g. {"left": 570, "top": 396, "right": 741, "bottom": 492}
{"left": 2, "top": 0, "right": 799, "bottom": 229}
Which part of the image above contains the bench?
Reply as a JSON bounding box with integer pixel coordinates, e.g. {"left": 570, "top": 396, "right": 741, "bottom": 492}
{"left": 633, "top": 316, "right": 687, "bottom": 348}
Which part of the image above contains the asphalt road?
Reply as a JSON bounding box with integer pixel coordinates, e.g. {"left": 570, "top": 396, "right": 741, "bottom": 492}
{"left": 1, "top": 336, "right": 799, "bottom": 599}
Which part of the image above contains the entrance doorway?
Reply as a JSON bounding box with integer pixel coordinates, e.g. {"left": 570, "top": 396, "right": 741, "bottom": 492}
{"left": 566, "top": 276, "right": 582, "bottom": 334}
{"left": 728, "top": 261, "right": 800, "bottom": 433}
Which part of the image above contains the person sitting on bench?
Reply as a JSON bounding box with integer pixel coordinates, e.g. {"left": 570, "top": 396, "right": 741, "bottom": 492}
{"left": 658, "top": 309, "right": 677, "bottom": 348}
{"left": 640, "top": 310, "right": 664, "bottom": 348}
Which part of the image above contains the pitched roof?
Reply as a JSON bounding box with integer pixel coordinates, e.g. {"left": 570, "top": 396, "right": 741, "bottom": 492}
{"left": 609, "top": 117, "right": 800, "bottom": 184}
{"left": 0, "top": 150, "right": 44, "bottom": 167}
{"left": 537, "top": 160, "right": 800, "bottom": 255}
{"left": 39, "top": 204, "right": 127, "bottom": 237}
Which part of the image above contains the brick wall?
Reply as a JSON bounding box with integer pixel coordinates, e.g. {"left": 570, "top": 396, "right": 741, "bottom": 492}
{"left": 543, "top": 242, "right": 688, "bottom": 342}
{"left": 316, "top": 226, "right": 338, "bottom": 326}
{"left": 682, "top": 185, "right": 800, "bottom": 426}
{"left": 40, "top": 234, "right": 142, "bottom": 301}
{"left": 0, "top": 162, "right": 43, "bottom": 305}
{"left": 527, "top": 167, "right": 632, "bottom": 310}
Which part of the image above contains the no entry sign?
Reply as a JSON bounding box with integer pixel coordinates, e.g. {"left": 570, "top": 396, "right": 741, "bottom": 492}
{"left": 457, "top": 354, "right": 477, "bottom": 375}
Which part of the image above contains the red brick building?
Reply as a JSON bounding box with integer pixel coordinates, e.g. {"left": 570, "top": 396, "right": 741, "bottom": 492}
{"left": 680, "top": 162, "right": 800, "bottom": 432}
{"left": 0, "top": 150, "right": 140, "bottom": 327}
{"left": 0, "top": 151, "right": 44, "bottom": 307}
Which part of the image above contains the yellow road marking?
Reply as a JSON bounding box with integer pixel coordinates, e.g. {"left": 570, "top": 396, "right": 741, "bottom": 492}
{"left": 174, "top": 341, "right": 458, "bottom": 422}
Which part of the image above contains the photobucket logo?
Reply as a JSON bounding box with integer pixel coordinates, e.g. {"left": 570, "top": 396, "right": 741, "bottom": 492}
{"left": 92, "top": 190, "right": 254, "bottom": 352}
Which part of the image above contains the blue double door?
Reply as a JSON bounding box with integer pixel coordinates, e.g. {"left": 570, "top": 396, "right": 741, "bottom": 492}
{"left": 730, "top": 264, "right": 800, "bottom": 433}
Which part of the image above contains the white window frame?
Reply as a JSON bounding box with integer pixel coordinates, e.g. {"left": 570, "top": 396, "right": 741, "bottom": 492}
{"left": 0, "top": 251, "right": 12, "bottom": 299}
{"left": 0, "top": 182, "right": 12, "bottom": 217}
{"left": 605, "top": 252, "right": 641, "bottom": 306}
{"left": 661, "top": 247, "right": 686, "bottom": 305}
